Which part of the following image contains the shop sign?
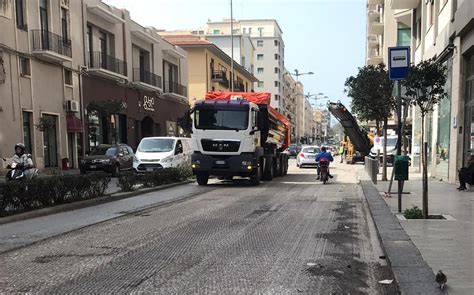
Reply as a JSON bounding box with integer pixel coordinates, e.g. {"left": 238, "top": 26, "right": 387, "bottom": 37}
{"left": 143, "top": 95, "right": 155, "bottom": 112}
{"left": 167, "top": 121, "right": 176, "bottom": 136}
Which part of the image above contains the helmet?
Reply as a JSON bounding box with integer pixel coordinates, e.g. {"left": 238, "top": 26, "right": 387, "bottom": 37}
{"left": 15, "top": 143, "right": 26, "bottom": 154}
{"left": 321, "top": 146, "right": 327, "bottom": 152}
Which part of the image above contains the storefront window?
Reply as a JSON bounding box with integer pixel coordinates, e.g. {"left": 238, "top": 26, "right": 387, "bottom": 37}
{"left": 435, "top": 58, "right": 452, "bottom": 179}
{"left": 465, "top": 55, "right": 474, "bottom": 164}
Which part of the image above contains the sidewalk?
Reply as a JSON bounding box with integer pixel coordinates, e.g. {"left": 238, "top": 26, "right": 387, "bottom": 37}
{"left": 376, "top": 168, "right": 474, "bottom": 294}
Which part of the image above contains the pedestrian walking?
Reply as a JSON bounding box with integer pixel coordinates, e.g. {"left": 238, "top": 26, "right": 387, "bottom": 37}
{"left": 339, "top": 145, "right": 345, "bottom": 163}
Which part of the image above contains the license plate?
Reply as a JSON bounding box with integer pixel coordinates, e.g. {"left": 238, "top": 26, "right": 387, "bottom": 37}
{"left": 146, "top": 168, "right": 154, "bottom": 172}
{"left": 215, "top": 160, "right": 226, "bottom": 165}
{"left": 89, "top": 165, "right": 96, "bottom": 169}
{"left": 307, "top": 155, "right": 315, "bottom": 158}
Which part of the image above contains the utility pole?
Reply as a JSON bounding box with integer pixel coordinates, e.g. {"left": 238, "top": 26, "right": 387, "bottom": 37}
{"left": 230, "top": 0, "right": 234, "bottom": 92}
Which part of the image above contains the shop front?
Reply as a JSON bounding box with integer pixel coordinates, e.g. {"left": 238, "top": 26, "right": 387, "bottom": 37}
{"left": 82, "top": 76, "right": 189, "bottom": 154}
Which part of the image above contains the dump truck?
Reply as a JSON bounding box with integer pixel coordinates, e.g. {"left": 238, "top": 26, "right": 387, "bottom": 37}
{"left": 191, "top": 91, "right": 290, "bottom": 185}
{"left": 328, "top": 101, "right": 373, "bottom": 164}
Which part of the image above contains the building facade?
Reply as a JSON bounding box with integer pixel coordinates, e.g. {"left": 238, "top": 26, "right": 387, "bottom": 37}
{"left": 0, "top": 0, "right": 190, "bottom": 174}
{"left": 0, "top": 0, "right": 85, "bottom": 172}
{"left": 159, "top": 34, "right": 258, "bottom": 104}
{"left": 82, "top": 0, "right": 189, "bottom": 153}
{"left": 372, "top": 0, "right": 474, "bottom": 183}
{"left": 206, "top": 19, "right": 285, "bottom": 112}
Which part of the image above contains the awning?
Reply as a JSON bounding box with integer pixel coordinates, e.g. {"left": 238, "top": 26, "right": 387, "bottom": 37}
{"left": 66, "top": 113, "right": 83, "bottom": 133}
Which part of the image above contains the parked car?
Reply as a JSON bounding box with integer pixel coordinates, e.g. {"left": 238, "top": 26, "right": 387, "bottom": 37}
{"left": 80, "top": 144, "right": 134, "bottom": 176}
{"left": 296, "top": 146, "right": 321, "bottom": 168}
{"left": 133, "top": 137, "right": 192, "bottom": 173}
{"left": 288, "top": 144, "right": 302, "bottom": 157}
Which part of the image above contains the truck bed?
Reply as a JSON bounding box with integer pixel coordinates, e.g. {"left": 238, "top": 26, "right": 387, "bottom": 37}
{"left": 328, "top": 102, "right": 372, "bottom": 155}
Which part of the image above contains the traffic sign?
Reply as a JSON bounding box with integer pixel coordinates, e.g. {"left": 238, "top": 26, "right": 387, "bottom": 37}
{"left": 388, "top": 47, "right": 410, "bottom": 80}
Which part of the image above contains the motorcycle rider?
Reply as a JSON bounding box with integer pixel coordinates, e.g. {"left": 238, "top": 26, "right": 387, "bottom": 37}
{"left": 12, "top": 143, "right": 34, "bottom": 177}
{"left": 315, "top": 146, "right": 334, "bottom": 180}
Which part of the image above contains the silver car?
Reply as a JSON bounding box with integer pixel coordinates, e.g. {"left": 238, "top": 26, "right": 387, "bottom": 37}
{"left": 296, "top": 146, "right": 321, "bottom": 168}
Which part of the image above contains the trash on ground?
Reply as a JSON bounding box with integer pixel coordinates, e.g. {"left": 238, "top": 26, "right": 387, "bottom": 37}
{"left": 378, "top": 279, "right": 393, "bottom": 284}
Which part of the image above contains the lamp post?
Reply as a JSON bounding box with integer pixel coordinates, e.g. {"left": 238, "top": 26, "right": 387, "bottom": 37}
{"left": 292, "top": 69, "right": 314, "bottom": 81}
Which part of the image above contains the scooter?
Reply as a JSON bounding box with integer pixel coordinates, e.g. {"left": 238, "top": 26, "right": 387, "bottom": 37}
{"left": 3, "top": 158, "right": 39, "bottom": 182}
{"left": 319, "top": 159, "right": 330, "bottom": 184}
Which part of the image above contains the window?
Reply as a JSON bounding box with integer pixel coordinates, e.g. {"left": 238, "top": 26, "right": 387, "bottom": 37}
{"left": 232, "top": 29, "right": 240, "bottom": 34}
{"left": 199, "top": 30, "right": 204, "bottom": 35}
{"left": 397, "top": 23, "right": 411, "bottom": 47}
{"left": 19, "top": 57, "right": 30, "bottom": 76}
{"left": 23, "top": 112, "right": 32, "bottom": 154}
{"left": 258, "top": 27, "right": 264, "bottom": 37}
{"left": 416, "top": 19, "right": 421, "bottom": 47}
{"left": 274, "top": 40, "right": 278, "bottom": 46}
{"left": 243, "top": 28, "right": 247, "bottom": 34}
{"left": 258, "top": 81, "right": 264, "bottom": 88}
{"left": 15, "top": 0, "right": 27, "bottom": 30}
{"left": 274, "top": 54, "right": 279, "bottom": 60}
{"left": 257, "top": 40, "right": 264, "bottom": 47}
{"left": 61, "top": 8, "right": 69, "bottom": 42}
{"left": 275, "top": 94, "right": 279, "bottom": 101}
{"left": 274, "top": 67, "right": 279, "bottom": 73}
{"left": 429, "top": 0, "right": 435, "bottom": 27}
{"left": 274, "top": 81, "right": 279, "bottom": 87}
{"left": 257, "top": 67, "right": 264, "bottom": 74}
{"left": 248, "top": 27, "right": 252, "bottom": 34}
{"left": 257, "top": 54, "right": 264, "bottom": 60}
{"left": 213, "top": 29, "right": 220, "bottom": 35}
{"left": 64, "top": 69, "right": 72, "bottom": 85}
{"left": 87, "top": 25, "right": 93, "bottom": 64}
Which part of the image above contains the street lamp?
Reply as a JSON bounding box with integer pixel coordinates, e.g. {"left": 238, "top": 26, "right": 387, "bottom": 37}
{"left": 292, "top": 69, "right": 314, "bottom": 81}
{"left": 306, "top": 92, "right": 328, "bottom": 107}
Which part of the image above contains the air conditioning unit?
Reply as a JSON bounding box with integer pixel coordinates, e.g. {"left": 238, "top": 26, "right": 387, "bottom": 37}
{"left": 65, "top": 100, "right": 79, "bottom": 113}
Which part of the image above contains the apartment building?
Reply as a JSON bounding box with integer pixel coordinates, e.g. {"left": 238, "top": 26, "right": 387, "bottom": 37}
{"left": 0, "top": 0, "right": 85, "bottom": 172}
{"left": 283, "top": 70, "right": 298, "bottom": 141}
{"left": 304, "top": 97, "right": 314, "bottom": 143}
{"left": 159, "top": 34, "right": 257, "bottom": 104}
{"left": 295, "top": 81, "right": 305, "bottom": 143}
{"left": 0, "top": 0, "right": 190, "bottom": 174}
{"left": 206, "top": 19, "right": 285, "bottom": 112}
{"left": 369, "top": 0, "right": 474, "bottom": 183}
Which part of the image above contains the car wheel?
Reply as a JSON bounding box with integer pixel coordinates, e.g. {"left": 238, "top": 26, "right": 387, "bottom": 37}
{"left": 196, "top": 173, "right": 209, "bottom": 185}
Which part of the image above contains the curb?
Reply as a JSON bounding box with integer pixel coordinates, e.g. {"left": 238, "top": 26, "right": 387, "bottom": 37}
{"left": 358, "top": 169, "right": 444, "bottom": 294}
{"left": 0, "top": 180, "right": 194, "bottom": 225}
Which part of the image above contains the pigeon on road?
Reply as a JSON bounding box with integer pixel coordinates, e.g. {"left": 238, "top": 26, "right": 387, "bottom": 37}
{"left": 435, "top": 270, "right": 447, "bottom": 290}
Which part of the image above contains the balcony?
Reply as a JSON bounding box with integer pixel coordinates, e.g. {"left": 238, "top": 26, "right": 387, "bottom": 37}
{"left": 367, "top": 34, "right": 380, "bottom": 47}
{"left": 87, "top": 51, "right": 127, "bottom": 81}
{"left": 390, "top": 0, "right": 419, "bottom": 9}
{"left": 233, "top": 81, "right": 245, "bottom": 92}
{"left": 212, "top": 70, "right": 230, "bottom": 88}
{"left": 163, "top": 80, "right": 188, "bottom": 101}
{"left": 132, "top": 68, "right": 162, "bottom": 92}
{"left": 31, "top": 30, "right": 72, "bottom": 63}
{"left": 367, "top": 4, "right": 383, "bottom": 22}
{"left": 368, "top": 16, "right": 384, "bottom": 35}
{"left": 368, "top": 0, "right": 383, "bottom": 4}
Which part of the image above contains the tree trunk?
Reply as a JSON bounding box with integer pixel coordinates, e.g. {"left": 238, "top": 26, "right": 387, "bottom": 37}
{"left": 382, "top": 116, "right": 388, "bottom": 181}
{"left": 421, "top": 114, "right": 428, "bottom": 219}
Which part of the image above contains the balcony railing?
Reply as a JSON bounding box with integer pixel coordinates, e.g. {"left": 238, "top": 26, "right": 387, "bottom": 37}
{"left": 88, "top": 51, "right": 127, "bottom": 76}
{"left": 32, "top": 30, "right": 72, "bottom": 57}
{"left": 164, "top": 81, "right": 187, "bottom": 97}
{"left": 212, "top": 70, "right": 228, "bottom": 81}
{"left": 233, "top": 81, "right": 245, "bottom": 92}
{"left": 133, "top": 68, "right": 162, "bottom": 89}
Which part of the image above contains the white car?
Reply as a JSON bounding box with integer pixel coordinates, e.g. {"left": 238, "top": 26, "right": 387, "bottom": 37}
{"left": 133, "top": 137, "right": 192, "bottom": 172}
{"left": 296, "top": 146, "right": 321, "bottom": 168}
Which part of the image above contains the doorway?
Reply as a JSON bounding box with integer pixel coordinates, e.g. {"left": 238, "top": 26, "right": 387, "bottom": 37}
{"left": 141, "top": 116, "right": 155, "bottom": 139}
{"left": 43, "top": 114, "right": 58, "bottom": 167}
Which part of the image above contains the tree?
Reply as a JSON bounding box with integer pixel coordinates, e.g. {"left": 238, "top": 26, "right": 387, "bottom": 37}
{"left": 177, "top": 109, "right": 193, "bottom": 137}
{"left": 402, "top": 58, "right": 447, "bottom": 219}
{"left": 344, "top": 64, "right": 395, "bottom": 179}
{"left": 87, "top": 100, "right": 125, "bottom": 144}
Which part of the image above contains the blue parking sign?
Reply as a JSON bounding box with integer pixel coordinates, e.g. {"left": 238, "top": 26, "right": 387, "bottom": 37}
{"left": 388, "top": 47, "right": 410, "bottom": 80}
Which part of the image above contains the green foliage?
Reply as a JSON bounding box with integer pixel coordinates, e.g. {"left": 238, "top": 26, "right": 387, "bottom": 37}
{"left": 344, "top": 64, "right": 395, "bottom": 128}
{"left": 0, "top": 174, "right": 111, "bottom": 216}
{"left": 117, "top": 167, "right": 192, "bottom": 192}
{"left": 402, "top": 58, "right": 447, "bottom": 116}
{"left": 404, "top": 206, "right": 423, "bottom": 219}
{"left": 177, "top": 109, "right": 193, "bottom": 136}
{"left": 87, "top": 100, "right": 124, "bottom": 117}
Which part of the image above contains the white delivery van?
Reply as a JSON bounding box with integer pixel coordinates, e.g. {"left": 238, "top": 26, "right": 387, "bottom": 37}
{"left": 369, "top": 135, "right": 398, "bottom": 164}
{"left": 133, "top": 137, "right": 192, "bottom": 172}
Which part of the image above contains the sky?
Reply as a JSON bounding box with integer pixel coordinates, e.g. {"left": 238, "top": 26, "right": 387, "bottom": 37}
{"left": 104, "top": 0, "right": 367, "bottom": 109}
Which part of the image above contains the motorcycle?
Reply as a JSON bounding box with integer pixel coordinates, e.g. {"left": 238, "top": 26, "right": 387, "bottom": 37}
{"left": 3, "top": 158, "right": 39, "bottom": 182}
{"left": 319, "top": 159, "right": 330, "bottom": 184}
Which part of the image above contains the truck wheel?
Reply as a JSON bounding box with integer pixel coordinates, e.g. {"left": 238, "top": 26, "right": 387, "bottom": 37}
{"left": 275, "top": 157, "right": 282, "bottom": 177}
{"left": 262, "top": 157, "right": 273, "bottom": 181}
{"left": 249, "top": 164, "right": 261, "bottom": 186}
{"left": 283, "top": 155, "right": 289, "bottom": 175}
{"left": 196, "top": 173, "right": 209, "bottom": 185}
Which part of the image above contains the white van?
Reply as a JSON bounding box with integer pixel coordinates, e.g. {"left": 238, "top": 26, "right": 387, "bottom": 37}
{"left": 370, "top": 135, "right": 398, "bottom": 164}
{"left": 133, "top": 137, "right": 192, "bottom": 172}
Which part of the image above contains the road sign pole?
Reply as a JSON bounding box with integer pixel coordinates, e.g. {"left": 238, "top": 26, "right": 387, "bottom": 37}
{"left": 397, "top": 80, "right": 402, "bottom": 213}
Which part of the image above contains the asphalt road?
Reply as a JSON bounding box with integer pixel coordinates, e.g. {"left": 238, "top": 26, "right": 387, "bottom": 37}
{"left": 0, "top": 160, "right": 397, "bottom": 294}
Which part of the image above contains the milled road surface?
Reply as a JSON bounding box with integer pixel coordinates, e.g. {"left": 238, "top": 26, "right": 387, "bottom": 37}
{"left": 0, "top": 161, "right": 397, "bottom": 294}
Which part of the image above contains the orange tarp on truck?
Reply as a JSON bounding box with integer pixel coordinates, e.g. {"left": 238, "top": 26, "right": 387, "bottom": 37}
{"left": 205, "top": 91, "right": 271, "bottom": 105}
